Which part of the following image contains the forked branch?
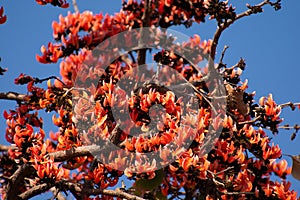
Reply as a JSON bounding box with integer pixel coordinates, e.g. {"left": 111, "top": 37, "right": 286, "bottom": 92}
{"left": 210, "top": 0, "right": 280, "bottom": 61}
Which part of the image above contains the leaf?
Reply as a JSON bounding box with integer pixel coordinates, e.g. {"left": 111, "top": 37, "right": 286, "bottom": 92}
{"left": 134, "top": 169, "right": 164, "bottom": 193}
{"left": 284, "top": 154, "right": 300, "bottom": 180}
{"left": 226, "top": 84, "right": 249, "bottom": 116}
{"left": 290, "top": 155, "right": 300, "bottom": 180}
{"left": 155, "top": 191, "right": 167, "bottom": 200}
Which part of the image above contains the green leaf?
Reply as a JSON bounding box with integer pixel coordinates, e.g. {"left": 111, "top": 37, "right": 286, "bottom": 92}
{"left": 134, "top": 169, "right": 164, "bottom": 192}
{"left": 155, "top": 191, "right": 167, "bottom": 200}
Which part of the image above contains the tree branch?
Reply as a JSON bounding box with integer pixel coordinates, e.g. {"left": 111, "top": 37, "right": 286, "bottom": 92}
{"left": 19, "top": 183, "right": 52, "bottom": 200}
{"left": 72, "top": 0, "right": 79, "bottom": 13}
{"left": 50, "top": 187, "right": 66, "bottom": 200}
{"left": 137, "top": 0, "right": 152, "bottom": 66}
{"left": 219, "top": 45, "right": 229, "bottom": 65}
{"left": 6, "top": 164, "right": 35, "bottom": 200}
{"left": 63, "top": 182, "right": 146, "bottom": 200}
{"left": 279, "top": 102, "right": 300, "bottom": 110}
{"left": 238, "top": 116, "right": 261, "bottom": 125}
{"left": 48, "top": 145, "right": 100, "bottom": 162}
{"left": 0, "top": 92, "right": 27, "bottom": 102}
{"left": 210, "top": 0, "right": 273, "bottom": 61}
{"left": 278, "top": 124, "right": 300, "bottom": 131}
{"left": 0, "top": 144, "right": 18, "bottom": 152}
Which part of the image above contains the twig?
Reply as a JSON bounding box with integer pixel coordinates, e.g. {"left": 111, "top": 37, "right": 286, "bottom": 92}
{"left": 72, "top": 0, "right": 79, "bottom": 13}
{"left": 6, "top": 164, "right": 35, "bottom": 200}
{"left": 279, "top": 102, "right": 300, "bottom": 110}
{"left": 48, "top": 143, "right": 122, "bottom": 163}
{"left": 206, "top": 170, "right": 225, "bottom": 187}
{"left": 89, "top": 188, "right": 146, "bottom": 200}
{"left": 0, "top": 144, "right": 18, "bottom": 151}
{"left": 137, "top": 0, "right": 152, "bottom": 66}
{"left": 34, "top": 75, "right": 65, "bottom": 86}
{"left": 278, "top": 124, "right": 300, "bottom": 131}
{"left": 48, "top": 145, "right": 101, "bottom": 162}
{"left": 210, "top": 0, "right": 272, "bottom": 62}
{"left": 215, "top": 166, "right": 234, "bottom": 176}
{"left": 177, "top": 73, "right": 218, "bottom": 115}
{"left": 222, "top": 191, "right": 255, "bottom": 195}
{"left": 63, "top": 182, "right": 146, "bottom": 200}
{"left": 219, "top": 45, "right": 229, "bottom": 65}
{"left": 238, "top": 116, "right": 261, "bottom": 125}
{"left": 50, "top": 187, "right": 66, "bottom": 200}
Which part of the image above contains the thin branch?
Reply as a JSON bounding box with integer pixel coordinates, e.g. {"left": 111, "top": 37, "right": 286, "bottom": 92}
{"left": 88, "top": 188, "right": 146, "bottom": 200}
{"left": 6, "top": 164, "right": 35, "bottom": 200}
{"left": 177, "top": 73, "right": 218, "bottom": 115}
{"left": 48, "top": 143, "right": 121, "bottom": 163}
{"left": 19, "top": 183, "right": 52, "bottom": 200}
{"left": 0, "top": 92, "right": 27, "bottom": 102}
{"left": 238, "top": 116, "right": 261, "bottom": 125}
{"left": 137, "top": 0, "right": 152, "bottom": 65}
{"left": 72, "top": 0, "right": 79, "bottom": 13}
{"left": 210, "top": 0, "right": 272, "bottom": 62}
{"left": 206, "top": 170, "right": 225, "bottom": 187}
{"left": 63, "top": 182, "right": 146, "bottom": 200}
{"left": 50, "top": 187, "right": 66, "bottom": 200}
{"left": 48, "top": 145, "right": 101, "bottom": 162}
{"left": 278, "top": 124, "right": 300, "bottom": 131}
{"left": 279, "top": 102, "right": 300, "bottom": 110}
{"left": 0, "top": 66, "right": 7, "bottom": 75}
{"left": 214, "top": 166, "right": 234, "bottom": 176}
{"left": 222, "top": 191, "right": 255, "bottom": 196}
{"left": 219, "top": 45, "right": 229, "bottom": 64}
{"left": 0, "top": 144, "right": 18, "bottom": 151}
{"left": 34, "top": 75, "right": 65, "bottom": 86}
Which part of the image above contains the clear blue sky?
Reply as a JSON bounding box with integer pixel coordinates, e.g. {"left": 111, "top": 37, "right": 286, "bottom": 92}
{"left": 0, "top": 0, "right": 300, "bottom": 198}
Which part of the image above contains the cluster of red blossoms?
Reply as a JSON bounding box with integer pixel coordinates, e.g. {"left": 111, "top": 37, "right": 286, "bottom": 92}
{"left": 1, "top": 0, "right": 298, "bottom": 199}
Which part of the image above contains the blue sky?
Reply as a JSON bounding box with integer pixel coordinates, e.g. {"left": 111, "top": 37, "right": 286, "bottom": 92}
{"left": 0, "top": 0, "right": 300, "bottom": 198}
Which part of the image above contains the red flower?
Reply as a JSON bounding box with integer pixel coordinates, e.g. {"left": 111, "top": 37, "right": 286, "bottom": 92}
{"left": 0, "top": 7, "right": 7, "bottom": 24}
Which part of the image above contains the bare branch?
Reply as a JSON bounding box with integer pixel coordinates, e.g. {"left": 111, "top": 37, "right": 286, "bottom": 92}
{"left": 210, "top": 0, "right": 273, "bottom": 61}
{"left": 0, "top": 144, "right": 18, "bottom": 152}
{"left": 19, "top": 183, "right": 52, "bottom": 200}
{"left": 89, "top": 188, "right": 146, "bottom": 200}
{"left": 214, "top": 166, "right": 234, "bottom": 176}
{"left": 222, "top": 191, "right": 255, "bottom": 196}
{"left": 279, "top": 102, "right": 300, "bottom": 110}
{"left": 48, "top": 143, "right": 122, "bottom": 162}
{"left": 6, "top": 164, "right": 35, "bottom": 200}
{"left": 50, "top": 187, "right": 66, "bottom": 200}
{"left": 238, "top": 116, "right": 261, "bottom": 125}
{"left": 219, "top": 45, "right": 229, "bottom": 64}
{"left": 63, "top": 182, "right": 146, "bottom": 200}
{"left": 137, "top": 0, "right": 152, "bottom": 65}
{"left": 18, "top": 179, "right": 145, "bottom": 200}
{"left": 0, "top": 92, "right": 27, "bottom": 102}
{"left": 48, "top": 145, "right": 100, "bottom": 162}
{"left": 72, "top": 0, "right": 79, "bottom": 13}
{"left": 278, "top": 124, "right": 300, "bottom": 131}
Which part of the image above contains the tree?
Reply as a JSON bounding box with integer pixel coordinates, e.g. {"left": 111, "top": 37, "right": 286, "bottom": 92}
{"left": 0, "top": 0, "right": 299, "bottom": 199}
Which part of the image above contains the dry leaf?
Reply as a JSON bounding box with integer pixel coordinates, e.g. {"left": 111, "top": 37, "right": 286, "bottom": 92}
{"left": 284, "top": 154, "right": 300, "bottom": 180}
{"left": 226, "top": 84, "right": 250, "bottom": 116}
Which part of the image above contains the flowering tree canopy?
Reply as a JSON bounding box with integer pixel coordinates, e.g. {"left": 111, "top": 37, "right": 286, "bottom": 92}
{"left": 0, "top": 0, "right": 299, "bottom": 200}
